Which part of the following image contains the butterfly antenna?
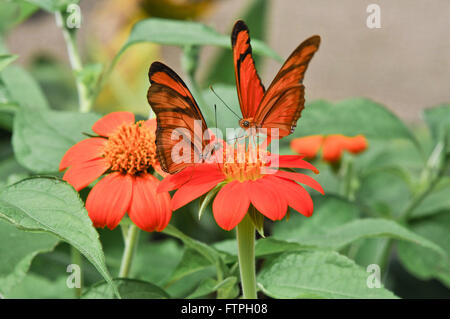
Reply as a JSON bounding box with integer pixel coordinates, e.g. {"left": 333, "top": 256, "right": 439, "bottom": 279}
{"left": 210, "top": 85, "right": 241, "bottom": 120}
{"left": 214, "top": 104, "right": 218, "bottom": 129}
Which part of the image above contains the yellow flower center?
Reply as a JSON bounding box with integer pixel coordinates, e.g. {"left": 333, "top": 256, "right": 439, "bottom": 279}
{"left": 221, "top": 146, "right": 268, "bottom": 182}
{"left": 102, "top": 121, "right": 156, "bottom": 175}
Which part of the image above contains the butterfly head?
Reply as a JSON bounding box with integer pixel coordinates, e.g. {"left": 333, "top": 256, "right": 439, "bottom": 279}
{"left": 239, "top": 118, "right": 254, "bottom": 129}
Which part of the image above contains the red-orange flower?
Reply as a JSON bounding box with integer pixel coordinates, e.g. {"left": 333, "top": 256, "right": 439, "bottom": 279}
{"left": 59, "top": 112, "right": 171, "bottom": 232}
{"left": 159, "top": 145, "right": 324, "bottom": 231}
{"left": 290, "top": 134, "right": 368, "bottom": 163}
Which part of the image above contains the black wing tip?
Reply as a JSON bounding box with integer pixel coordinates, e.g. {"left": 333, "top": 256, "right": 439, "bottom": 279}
{"left": 305, "top": 35, "right": 321, "bottom": 47}
{"left": 148, "top": 61, "right": 188, "bottom": 88}
{"left": 231, "top": 20, "right": 249, "bottom": 46}
{"left": 148, "top": 61, "right": 170, "bottom": 81}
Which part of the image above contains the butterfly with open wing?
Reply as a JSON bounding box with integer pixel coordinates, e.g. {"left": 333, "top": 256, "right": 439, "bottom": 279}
{"left": 147, "top": 20, "right": 321, "bottom": 174}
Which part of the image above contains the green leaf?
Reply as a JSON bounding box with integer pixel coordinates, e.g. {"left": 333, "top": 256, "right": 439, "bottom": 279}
{"left": 213, "top": 237, "right": 309, "bottom": 260}
{"left": 255, "top": 238, "right": 308, "bottom": 257}
{"left": 356, "top": 170, "right": 412, "bottom": 218}
{"left": 169, "top": 248, "right": 212, "bottom": 284}
{"left": 166, "top": 266, "right": 217, "bottom": 298}
{"left": 187, "top": 276, "right": 238, "bottom": 299}
{"left": 0, "top": 1, "right": 38, "bottom": 32}
{"left": 272, "top": 195, "right": 359, "bottom": 239}
{"left": 83, "top": 278, "right": 169, "bottom": 299}
{"left": 25, "top": 0, "right": 78, "bottom": 12}
{"left": 0, "top": 219, "right": 59, "bottom": 296}
{"left": 1, "top": 65, "right": 49, "bottom": 111}
{"left": 202, "top": 0, "right": 269, "bottom": 86}
{"left": 6, "top": 274, "right": 73, "bottom": 299}
{"left": 411, "top": 178, "right": 450, "bottom": 218}
{"left": 296, "top": 98, "right": 417, "bottom": 142}
{"left": 0, "top": 54, "right": 18, "bottom": 72}
{"left": 0, "top": 177, "right": 115, "bottom": 294}
{"left": 114, "top": 18, "right": 281, "bottom": 68}
{"left": 0, "top": 156, "right": 29, "bottom": 188}
{"left": 132, "top": 239, "right": 183, "bottom": 286}
{"left": 215, "top": 276, "right": 239, "bottom": 299}
{"left": 275, "top": 216, "right": 445, "bottom": 257}
{"left": 272, "top": 196, "right": 445, "bottom": 256}
{"left": 12, "top": 108, "right": 100, "bottom": 173}
{"left": 258, "top": 251, "right": 398, "bottom": 298}
{"left": 356, "top": 138, "right": 425, "bottom": 176}
{"left": 186, "top": 277, "right": 217, "bottom": 299}
{"left": 397, "top": 212, "right": 450, "bottom": 287}
{"left": 162, "top": 225, "right": 228, "bottom": 283}
{"left": 424, "top": 103, "right": 450, "bottom": 151}
{"left": 162, "top": 224, "right": 225, "bottom": 269}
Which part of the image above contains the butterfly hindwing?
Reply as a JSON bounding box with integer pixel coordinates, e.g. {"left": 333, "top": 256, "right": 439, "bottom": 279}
{"left": 148, "top": 62, "right": 209, "bottom": 174}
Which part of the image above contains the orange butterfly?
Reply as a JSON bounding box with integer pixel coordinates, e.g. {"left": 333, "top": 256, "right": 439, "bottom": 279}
{"left": 232, "top": 20, "right": 320, "bottom": 138}
{"left": 147, "top": 62, "right": 213, "bottom": 174}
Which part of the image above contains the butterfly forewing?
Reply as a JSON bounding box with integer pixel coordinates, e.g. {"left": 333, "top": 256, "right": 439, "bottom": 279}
{"left": 148, "top": 62, "right": 209, "bottom": 174}
{"left": 254, "top": 35, "right": 321, "bottom": 137}
{"left": 232, "top": 20, "right": 265, "bottom": 120}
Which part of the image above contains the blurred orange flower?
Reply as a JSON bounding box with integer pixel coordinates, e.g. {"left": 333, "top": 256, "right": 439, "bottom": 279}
{"left": 290, "top": 134, "right": 368, "bottom": 163}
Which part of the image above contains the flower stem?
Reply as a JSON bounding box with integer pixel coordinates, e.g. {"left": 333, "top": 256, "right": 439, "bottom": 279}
{"left": 55, "top": 11, "right": 92, "bottom": 113}
{"left": 236, "top": 214, "right": 257, "bottom": 299}
{"left": 119, "top": 223, "right": 140, "bottom": 278}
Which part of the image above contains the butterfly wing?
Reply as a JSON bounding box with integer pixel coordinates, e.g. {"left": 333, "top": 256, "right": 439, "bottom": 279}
{"left": 148, "top": 62, "right": 209, "bottom": 174}
{"left": 254, "top": 35, "right": 320, "bottom": 138}
{"left": 232, "top": 20, "right": 265, "bottom": 120}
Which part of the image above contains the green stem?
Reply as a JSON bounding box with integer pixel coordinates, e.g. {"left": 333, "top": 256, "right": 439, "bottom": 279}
{"left": 119, "top": 223, "right": 140, "bottom": 278}
{"left": 70, "top": 246, "right": 83, "bottom": 298}
{"left": 55, "top": 11, "right": 92, "bottom": 113}
{"left": 236, "top": 214, "right": 257, "bottom": 299}
{"left": 339, "top": 156, "right": 355, "bottom": 200}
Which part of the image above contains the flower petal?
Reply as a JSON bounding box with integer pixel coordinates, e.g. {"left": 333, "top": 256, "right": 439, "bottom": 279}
{"left": 171, "top": 167, "right": 225, "bottom": 211}
{"left": 267, "top": 175, "right": 314, "bottom": 217}
{"left": 247, "top": 178, "right": 287, "bottom": 221}
{"left": 59, "top": 138, "right": 107, "bottom": 171}
{"left": 268, "top": 154, "right": 319, "bottom": 173}
{"left": 128, "top": 174, "right": 172, "bottom": 232}
{"left": 343, "top": 135, "right": 368, "bottom": 154}
{"left": 152, "top": 161, "right": 169, "bottom": 179}
{"left": 290, "top": 135, "right": 323, "bottom": 158}
{"left": 63, "top": 158, "right": 110, "bottom": 191}
{"left": 322, "top": 135, "right": 346, "bottom": 162}
{"left": 144, "top": 118, "right": 157, "bottom": 134}
{"left": 92, "top": 112, "right": 135, "bottom": 137}
{"left": 274, "top": 170, "right": 324, "bottom": 195}
{"left": 158, "top": 163, "right": 223, "bottom": 193}
{"left": 213, "top": 181, "right": 250, "bottom": 231}
{"left": 86, "top": 172, "right": 133, "bottom": 230}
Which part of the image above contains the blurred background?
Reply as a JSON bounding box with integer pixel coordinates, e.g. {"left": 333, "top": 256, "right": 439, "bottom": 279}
{"left": 4, "top": 0, "right": 450, "bottom": 122}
